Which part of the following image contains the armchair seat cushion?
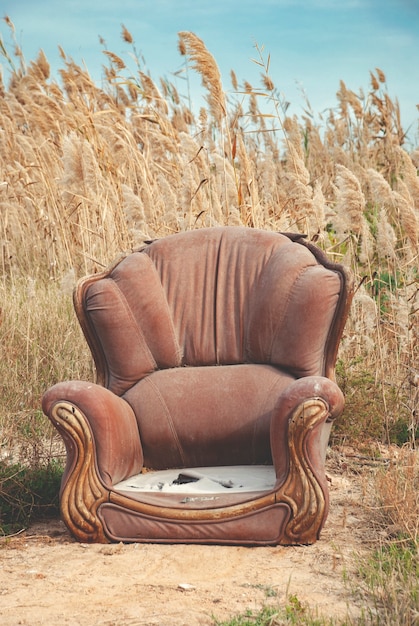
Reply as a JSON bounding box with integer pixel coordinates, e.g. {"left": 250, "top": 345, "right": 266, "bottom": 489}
{"left": 114, "top": 465, "right": 276, "bottom": 494}
{"left": 123, "top": 364, "right": 295, "bottom": 471}
{"left": 112, "top": 465, "right": 278, "bottom": 511}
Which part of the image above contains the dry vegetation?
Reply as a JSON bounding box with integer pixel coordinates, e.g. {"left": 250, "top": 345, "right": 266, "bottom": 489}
{"left": 0, "top": 17, "right": 419, "bottom": 621}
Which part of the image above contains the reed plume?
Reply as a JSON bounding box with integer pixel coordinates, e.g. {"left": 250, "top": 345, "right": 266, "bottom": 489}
{"left": 395, "top": 146, "right": 419, "bottom": 210}
{"left": 282, "top": 142, "right": 316, "bottom": 235}
{"left": 334, "top": 164, "right": 366, "bottom": 235}
{"left": 368, "top": 167, "right": 418, "bottom": 252}
{"left": 376, "top": 207, "right": 397, "bottom": 260}
{"left": 177, "top": 31, "right": 226, "bottom": 125}
{"left": 392, "top": 190, "right": 418, "bottom": 252}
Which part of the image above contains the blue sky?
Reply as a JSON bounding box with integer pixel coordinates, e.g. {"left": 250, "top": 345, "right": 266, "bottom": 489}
{"left": 2, "top": 0, "right": 419, "bottom": 143}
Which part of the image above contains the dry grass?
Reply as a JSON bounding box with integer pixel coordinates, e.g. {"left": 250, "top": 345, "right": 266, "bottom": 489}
{"left": 0, "top": 278, "right": 91, "bottom": 466}
{"left": 375, "top": 448, "right": 419, "bottom": 545}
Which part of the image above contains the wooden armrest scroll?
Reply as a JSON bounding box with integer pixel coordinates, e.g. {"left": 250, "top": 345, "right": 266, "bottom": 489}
{"left": 50, "top": 402, "right": 110, "bottom": 543}
{"left": 277, "top": 398, "right": 330, "bottom": 544}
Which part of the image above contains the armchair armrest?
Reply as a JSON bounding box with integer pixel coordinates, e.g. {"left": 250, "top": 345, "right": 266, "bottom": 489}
{"left": 271, "top": 376, "right": 344, "bottom": 544}
{"left": 42, "top": 381, "right": 143, "bottom": 487}
{"left": 271, "top": 376, "right": 344, "bottom": 475}
{"left": 42, "top": 381, "right": 143, "bottom": 543}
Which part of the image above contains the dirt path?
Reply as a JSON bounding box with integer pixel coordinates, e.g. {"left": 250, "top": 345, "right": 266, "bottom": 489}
{"left": 0, "top": 456, "right": 373, "bottom": 625}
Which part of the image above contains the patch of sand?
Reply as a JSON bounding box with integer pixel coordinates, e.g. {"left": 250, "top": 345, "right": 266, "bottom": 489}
{"left": 0, "top": 455, "right": 375, "bottom": 625}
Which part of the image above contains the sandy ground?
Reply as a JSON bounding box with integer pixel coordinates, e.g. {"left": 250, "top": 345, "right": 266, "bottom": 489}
{"left": 0, "top": 453, "right": 376, "bottom": 626}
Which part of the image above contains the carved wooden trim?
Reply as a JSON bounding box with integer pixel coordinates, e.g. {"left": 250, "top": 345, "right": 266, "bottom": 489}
{"left": 276, "top": 399, "right": 329, "bottom": 544}
{"left": 51, "top": 399, "right": 329, "bottom": 545}
{"left": 50, "top": 402, "right": 110, "bottom": 543}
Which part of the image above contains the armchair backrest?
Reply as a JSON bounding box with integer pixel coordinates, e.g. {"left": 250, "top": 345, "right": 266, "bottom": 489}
{"left": 74, "top": 227, "right": 353, "bottom": 396}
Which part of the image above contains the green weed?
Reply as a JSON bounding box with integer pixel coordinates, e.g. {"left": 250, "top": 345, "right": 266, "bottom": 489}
{"left": 0, "top": 460, "right": 63, "bottom": 536}
{"left": 213, "top": 595, "right": 340, "bottom": 625}
{"left": 355, "top": 542, "right": 419, "bottom": 626}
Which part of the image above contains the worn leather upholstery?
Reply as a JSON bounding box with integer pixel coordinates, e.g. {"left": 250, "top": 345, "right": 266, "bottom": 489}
{"left": 43, "top": 226, "right": 353, "bottom": 545}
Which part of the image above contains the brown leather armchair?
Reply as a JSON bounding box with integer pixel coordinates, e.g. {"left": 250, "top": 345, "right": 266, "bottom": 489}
{"left": 42, "top": 227, "right": 353, "bottom": 545}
